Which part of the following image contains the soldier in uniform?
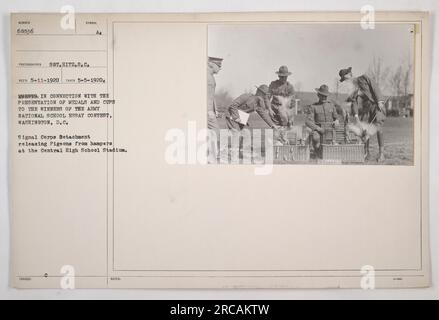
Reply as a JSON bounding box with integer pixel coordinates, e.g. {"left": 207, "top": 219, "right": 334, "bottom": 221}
{"left": 207, "top": 56, "right": 222, "bottom": 162}
{"left": 207, "top": 56, "right": 223, "bottom": 130}
{"left": 268, "top": 65, "right": 295, "bottom": 127}
{"left": 339, "top": 67, "right": 386, "bottom": 162}
{"left": 226, "top": 85, "right": 278, "bottom": 131}
{"left": 223, "top": 85, "right": 279, "bottom": 163}
{"left": 305, "top": 85, "right": 340, "bottom": 158}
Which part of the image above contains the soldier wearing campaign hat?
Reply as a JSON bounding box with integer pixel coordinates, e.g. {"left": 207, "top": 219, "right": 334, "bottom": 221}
{"left": 208, "top": 56, "right": 223, "bottom": 68}
{"left": 305, "top": 84, "right": 340, "bottom": 158}
{"left": 221, "top": 85, "right": 278, "bottom": 163}
{"left": 207, "top": 56, "right": 223, "bottom": 130}
{"left": 225, "top": 84, "right": 278, "bottom": 131}
{"left": 339, "top": 66, "right": 386, "bottom": 162}
{"left": 268, "top": 65, "right": 295, "bottom": 127}
{"left": 207, "top": 56, "right": 223, "bottom": 163}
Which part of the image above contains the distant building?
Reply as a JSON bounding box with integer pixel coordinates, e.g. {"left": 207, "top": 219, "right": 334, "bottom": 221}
{"left": 385, "top": 94, "right": 414, "bottom": 117}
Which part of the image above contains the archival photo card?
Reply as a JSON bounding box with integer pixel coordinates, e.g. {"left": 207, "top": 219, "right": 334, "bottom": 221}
{"left": 10, "top": 12, "right": 430, "bottom": 289}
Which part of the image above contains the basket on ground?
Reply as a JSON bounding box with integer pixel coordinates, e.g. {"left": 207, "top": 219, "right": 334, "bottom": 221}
{"left": 274, "top": 145, "right": 310, "bottom": 162}
{"left": 321, "top": 143, "right": 365, "bottom": 163}
{"left": 320, "top": 123, "right": 365, "bottom": 163}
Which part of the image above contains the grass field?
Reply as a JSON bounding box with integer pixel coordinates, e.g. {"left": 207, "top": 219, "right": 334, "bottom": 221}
{"left": 217, "top": 115, "right": 414, "bottom": 165}
{"left": 365, "top": 117, "right": 413, "bottom": 165}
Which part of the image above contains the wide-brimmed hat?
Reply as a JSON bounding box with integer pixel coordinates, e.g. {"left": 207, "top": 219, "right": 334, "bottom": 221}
{"left": 255, "top": 84, "right": 270, "bottom": 95}
{"left": 339, "top": 67, "right": 352, "bottom": 82}
{"left": 275, "top": 65, "right": 292, "bottom": 76}
{"left": 315, "top": 84, "right": 330, "bottom": 96}
{"left": 208, "top": 56, "right": 223, "bottom": 68}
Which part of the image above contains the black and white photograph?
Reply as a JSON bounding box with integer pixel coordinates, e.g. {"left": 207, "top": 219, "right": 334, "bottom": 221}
{"left": 2, "top": 5, "right": 435, "bottom": 300}
{"left": 208, "top": 23, "right": 415, "bottom": 165}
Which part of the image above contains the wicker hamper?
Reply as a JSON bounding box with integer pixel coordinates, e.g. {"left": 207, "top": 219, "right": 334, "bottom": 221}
{"left": 318, "top": 122, "right": 364, "bottom": 163}
{"left": 321, "top": 123, "right": 348, "bottom": 144}
{"left": 321, "top": 143, "right": 365, "bottom": 163}
{"left": 274, "top": 145, "right": 310, "bottom": 162}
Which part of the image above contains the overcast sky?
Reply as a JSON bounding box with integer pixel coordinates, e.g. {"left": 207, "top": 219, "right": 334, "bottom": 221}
{"left": 208, "top": 23, "right": 414, "bottom": 97}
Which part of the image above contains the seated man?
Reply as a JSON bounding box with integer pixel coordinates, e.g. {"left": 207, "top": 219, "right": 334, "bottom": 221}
{"left": 268, "top": 65, "right": 295, "bottom": 127}
{"left": 226, "top": 85, "right": 278, "bottom": 131}
{"left": 305, "top": 84, "right": 339, "bottom": 158}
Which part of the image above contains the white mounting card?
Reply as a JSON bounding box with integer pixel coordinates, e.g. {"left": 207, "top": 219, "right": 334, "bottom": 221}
{"left": 10, "top": 12, "right": 430, "bottom": 288}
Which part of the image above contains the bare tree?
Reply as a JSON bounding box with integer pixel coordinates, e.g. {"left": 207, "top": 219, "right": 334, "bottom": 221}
{"left": 367, "top": 56, "right": 390, "bottom": 93}
{"left": 389, "top": 65, "right": 403, "bottom": 96}
{"left": 401, "top": 60, "right": 413, "bottom": 109}
{"left": 387, "top": 59, "right": 413, "bottom": 112}
{"left": 402, "top": 62, "right": 413, "bottom": 97}
{"left": 388, "top": 65, "right": 403, "bottom": 111}
{"left": 389, "top": 60, "right": 412, "bottom": 96}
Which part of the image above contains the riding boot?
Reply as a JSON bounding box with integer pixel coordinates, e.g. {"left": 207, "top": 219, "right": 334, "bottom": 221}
{"left": 364, "top": 140, "right": 370, "bottom": 161}
{"left": 377, "top": 147, "right": 385, "bottom": 162}
{"left": 376, "top": 131, "right": 385, "bottom": 162}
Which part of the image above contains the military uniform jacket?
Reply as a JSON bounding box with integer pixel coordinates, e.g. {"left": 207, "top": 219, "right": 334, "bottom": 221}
{"left": 228, "top": 93, "right": 275, "bottom": 128}
{"left": 347, "top": 74, "right": 383, "bottom": 115}
{"left": 305, "top": 100, "right": 338, "bottom": 131}
{"left": 269, "top": 80, "right": 295, "bottom": 107}
{"left": 207, "top": 69, "right": 216, "bottom": 113}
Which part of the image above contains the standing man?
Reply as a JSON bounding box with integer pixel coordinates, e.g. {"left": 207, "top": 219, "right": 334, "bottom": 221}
{"left": 339, "top": 67, "right": 386, "bottom": 161}
{"left": 207, "top": 56, "right": 222, "bottom": 162}
{"left": 207, "top": 56, "right": 223, "bottom": 130}
{"left": 268, "top": 65, "right": 295, "bottom": 127}
{"left": 305, "top": 85, "right": 339, "bottom": 158}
